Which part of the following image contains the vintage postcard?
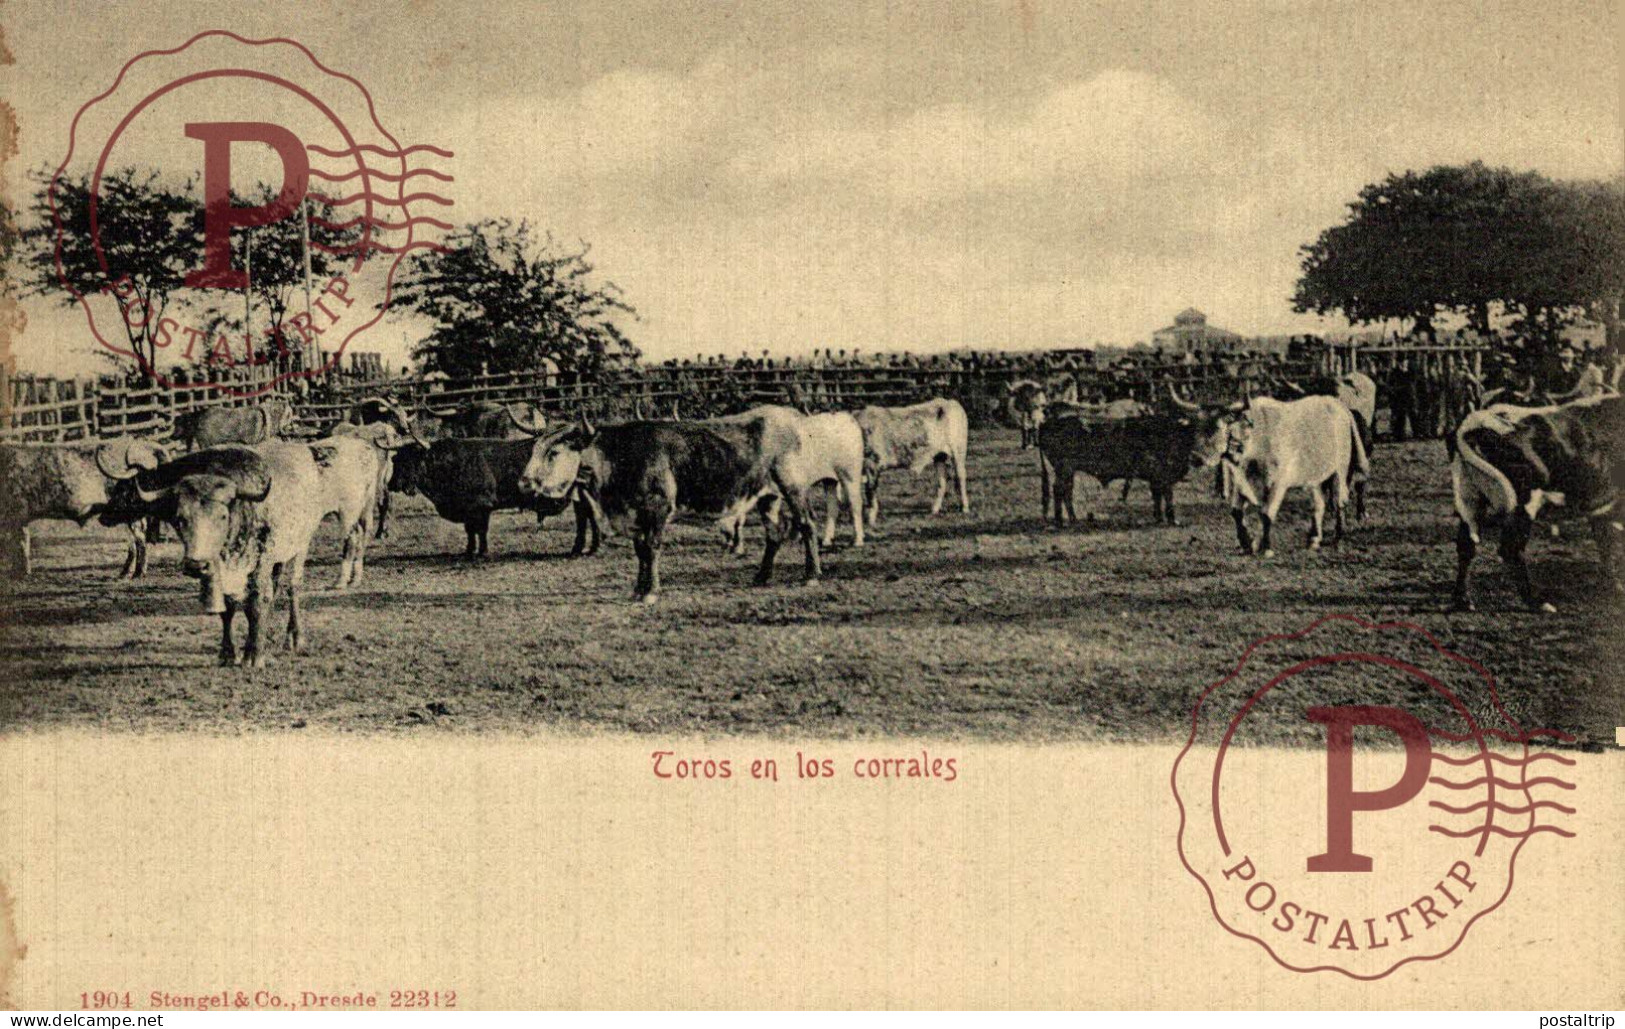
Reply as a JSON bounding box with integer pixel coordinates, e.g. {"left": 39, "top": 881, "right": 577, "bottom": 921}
{"left": 0, "top": 0, "right": 1620, "bottom": 1012}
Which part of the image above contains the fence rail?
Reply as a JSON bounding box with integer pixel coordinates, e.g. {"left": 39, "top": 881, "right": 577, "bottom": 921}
{"left": 2, "top": 343, "right": 1492, "bottom": 444}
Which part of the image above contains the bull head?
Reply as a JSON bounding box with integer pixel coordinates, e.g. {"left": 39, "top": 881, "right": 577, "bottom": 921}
{"left": 95, "top": 437, "right": 166, "bottom": 480}
{"left": 362, "top": 396, "right": 431, "bottom": 449}
{"left": 1166, "top": 383, "right": 1199, "bottom": 412}
{"left": 506, "top": 404, "right": 549, "bottom": 436}
{"left": 135, "top": 446, "right": 272, "bottom": 505}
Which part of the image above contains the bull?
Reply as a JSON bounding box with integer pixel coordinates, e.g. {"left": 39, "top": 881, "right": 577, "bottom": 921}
{"left": 1450, "top": 394, "right": 1625, "bottom": 612}
{"left": 133, "top": 444, "right": 324, "bottom": 667}
{"left": 1006, "top": 380, "right": 1047, "bottom": 449}
{"left": 0, "top": 439, "right": 171, "bottom": 579}
{"left": 1037, "top": 399, "right": 1233, "bottom": 527}
{"left": 171, "top": 397, "right": 298, "bottom": 450}
{"left": 853, "top": 398, "right": 970, "bottom": 526}
{"left": 1221, "top": 394, "right": 1369, "bottom": 556}
{"left": 710, "top": 405, "right": 866, "bottom": 553}
{"left": 517, "top": 416, "right": 822, "bottom": 602}
{"left": 387, "top": 414, "right": 598, "bottom": 560}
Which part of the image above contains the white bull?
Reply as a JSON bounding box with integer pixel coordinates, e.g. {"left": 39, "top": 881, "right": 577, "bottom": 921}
{"left": 854, "top": 398, "right": 970, "bottom": 526}
{"left": 713, "top": 405, "right": 866, "bottom": 551}
{"left": 1223, "top": 394, "right": 1369, "bottom": 556}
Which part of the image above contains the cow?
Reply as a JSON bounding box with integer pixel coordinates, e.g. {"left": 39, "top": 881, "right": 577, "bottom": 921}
{"left": 516, "top": 416, "right": 822, "bottom": 602}
{"left": 853, "top": 398, "right": 970, "bottom": 526}
{"left": 415, "top": 399, "right": 547, "bottom": 439}
{"left": 305, "top": 434, "right": 387, "bottom": 588}
{"left": 1221, "top": 394, "right": 1370, "bottom": 556}
{"left": 1449, "top": 394, "right": 1625, "bottom": 612}
{"left": 1006, "top": 380, "right": 1047, "bottom": 449}
{"left": 1037, "top": 401, "right": 1233, "bottom": 527}
{"left": 386, "top": 418, "right": 598, "bottom": 560}
{"left": 710, "top": 406, "right": 866, "bottom": 552}
{"left": 132, "top": 443, "right": 326, "bottom": 667}
{"left": 171, "top": 397, "right": 298, "bottom": 450}
{"left": 1278, "top": 372, "right": 1377, "bottom": 521}
{"left": 0, "top": 439, "right": 172, "bottom": 579}
{"left": 93, "top": 437, "right": 175, "bottom": 579}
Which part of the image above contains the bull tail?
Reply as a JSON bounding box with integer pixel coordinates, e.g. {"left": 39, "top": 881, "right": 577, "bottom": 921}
{"left": 1348, "top": 409, "right": 1370, "bottom": 481}
{"left": 1452, "top": 421, "right": 1517, "bottom": 541}
{"left": 1038, "top": 445, "right": 1052, "bottom": 516}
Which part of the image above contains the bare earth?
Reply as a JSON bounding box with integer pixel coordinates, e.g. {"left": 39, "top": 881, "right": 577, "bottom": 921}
{"left": 1, "top": 430, "right": 1619, "bottom": 746}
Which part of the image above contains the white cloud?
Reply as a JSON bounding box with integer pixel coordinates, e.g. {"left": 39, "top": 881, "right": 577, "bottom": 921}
{"left": 728, "top": 69, "right": 1221, "bottom": 203}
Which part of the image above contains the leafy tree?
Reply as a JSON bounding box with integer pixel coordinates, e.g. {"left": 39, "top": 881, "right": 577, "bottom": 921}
{"left": 1293, "top": 162, "right": 1625, "bottom": 350}
{"left": 19, "top": 166, "right": 204, "bottom": 374}
{"left": 231, "top": 184, "right": 360, "bottom": 369}
{"left": 390, "top": 218, "right": 638, "bottom": 378}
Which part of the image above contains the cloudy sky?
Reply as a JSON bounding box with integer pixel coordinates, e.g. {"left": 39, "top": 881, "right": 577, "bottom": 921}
{"left": 3, "top": 0, "right": 1620, "bottom": 375}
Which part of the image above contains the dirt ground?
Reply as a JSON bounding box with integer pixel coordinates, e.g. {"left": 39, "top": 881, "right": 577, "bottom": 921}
{"left": 1, "top": 430, "right": 1619, "bottom": 745}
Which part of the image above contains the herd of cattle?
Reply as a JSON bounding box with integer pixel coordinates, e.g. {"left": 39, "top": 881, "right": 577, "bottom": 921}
{"left": 1, "top": 367, "right": 1622, "bottom": 670}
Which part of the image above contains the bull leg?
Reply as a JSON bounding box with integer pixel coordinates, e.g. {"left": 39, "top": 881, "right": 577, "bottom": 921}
{"left": 954, "top": 448, "right": 970, "bottom": 513}
{"left": 569, "top": 493, "right": 595, "bottom": 557}
{"left": 1590, "top": 517, "right": 1623, "bottom": 597}
{"left": 120, "top": 524, "right": 142, "bottom": 579}
{"left": 754, "top": 495, "right": 783, "bottom": 587}
{"left": 1307, "top": 480, "right": 1327, "bottom": 550}
{"left": 217, "top": 597, "right": 238, "bottom": 667}
{"left": 476, "top": 509, "right": 491, "bottom": 558}
{"left": 1061, "top": 470, "right": 1078, "bottom": 526}
{"left": 1331, "top": 474, "right": 1348, "bottom": 545}
{"left": 1232, "top": 506, "right": 1254, "bottom": 554}
{"left": 285, "top": 575, "right": 304, "bottom": 654}
{"left": 821, "top": 482, "right": 840, "bottom": 549}
{"left": 374, "top": 491, "right": 390, "bottom": 540}
{"left": 1121, "top": 480, "right": 1132, "bottom": 503}
{"left": 1258, "top": 483, "right": 1292, "bottom": 557}
{"left": 242, "top": 571, "right": 273, "bottom": 669}
{"left": 1499, "top": 509, "right": 1548, "bottom": 612}
{"left": 1452, "top": 519, "right": 1479, "bottom": 612}
{"left": 865, "top": 471, "right": 881, "bottom": 528}
{"left": 848, "top": 477, "right": 865, "bottom": 547}
{"left": 633, "top": 500, "right": 670, "bottom": 602}
{"left": 931, "top": 456, "right": 949, "bottom": 515}
{"left": 463, "top": 520, "right": 479, "bottom": 558}
{"left": 1354, "top": 478, "right": 1367, "bottom": 524}
{"left": 792, "top": 490, "right": 822, "bottom": 583}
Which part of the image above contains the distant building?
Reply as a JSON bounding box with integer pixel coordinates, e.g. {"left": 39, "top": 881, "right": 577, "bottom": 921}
{"left": 1150, "top": 308, "right": 1242, "bottom": 352}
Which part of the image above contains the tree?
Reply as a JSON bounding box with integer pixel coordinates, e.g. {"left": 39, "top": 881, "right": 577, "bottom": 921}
{"left": 19, "top": 166, "right": 204, "bottom": 375}
{"left": 1292, "top": 162, "right": 1624, "bottom": 350}
{"left": 390, "top": 218, "right": 638, "bottom": 379}
{"left": 230, "top": 184, "right": 360, "bottom": 371}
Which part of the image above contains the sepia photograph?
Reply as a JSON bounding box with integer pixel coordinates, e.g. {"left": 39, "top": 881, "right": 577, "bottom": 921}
{"left": 0, "top": 0, "right": 1620, "bottom": 1013}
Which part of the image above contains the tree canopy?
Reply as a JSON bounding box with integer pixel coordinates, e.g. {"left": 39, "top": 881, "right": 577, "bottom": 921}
{"left": 20, "top": 166, "right": 204, "bottom": 372}
{"left": 389, "top": 218, "right": 638, "bottom": 379}
{"left": 1292, "top": 162, "right": 1625, "bottom": 347}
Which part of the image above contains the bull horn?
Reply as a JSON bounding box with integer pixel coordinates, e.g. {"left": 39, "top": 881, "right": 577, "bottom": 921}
{"left": 133, "top": 472, "right": 166, "bottom": 505}
{"left": 366, "top": 395, "right": 428, "bottom": 446}
{"left": 95, "top": 438, "right": 138, "bottom": 480}
{"left": 506, "top": 404, "right": 546, "bottom": 436}
{"left": 423, "top": 402, "right": 458, "bottom": 418}
{"left": 236, "top": 474, "right": 272, "bottom": 503}
{"left": 1166, "top": 383, "right": 1199, "bottom": 411}
{"left": 577, "top": 411, "right": 595, "bottom": 438}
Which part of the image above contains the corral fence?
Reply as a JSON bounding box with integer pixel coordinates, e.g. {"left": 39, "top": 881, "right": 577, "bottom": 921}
{"left": 3, "top": 343, "right": 1491, "bottom": 444}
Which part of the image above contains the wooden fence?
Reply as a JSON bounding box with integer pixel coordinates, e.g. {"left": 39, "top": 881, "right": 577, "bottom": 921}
{"left": 2, "top": 344, "right": 1491, "bottom": 444}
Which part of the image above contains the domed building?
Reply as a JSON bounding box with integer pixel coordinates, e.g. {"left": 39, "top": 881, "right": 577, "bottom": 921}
{"left": 1150, "top": 308, "right": 1242, "bottom": 352}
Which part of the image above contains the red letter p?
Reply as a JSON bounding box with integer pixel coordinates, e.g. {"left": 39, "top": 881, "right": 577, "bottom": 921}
{"left": 185, "top": 122, "right": 310, "bottom": 289}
